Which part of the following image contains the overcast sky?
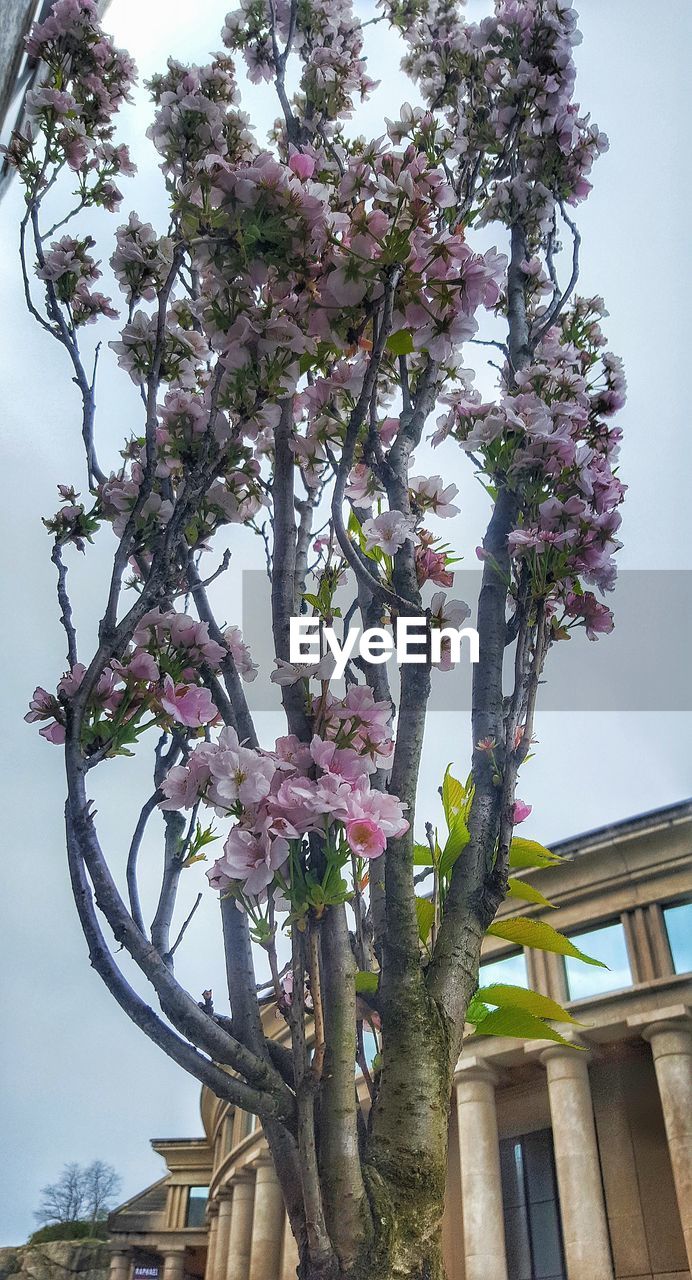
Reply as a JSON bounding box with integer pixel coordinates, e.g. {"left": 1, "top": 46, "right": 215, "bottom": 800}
{"left": 1, "top": 0, "right": 691, "bottom": 1248}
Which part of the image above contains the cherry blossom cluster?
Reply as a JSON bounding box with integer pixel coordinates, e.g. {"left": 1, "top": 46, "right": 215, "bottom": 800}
{"left": 146, "top": 54, "right": 253, "bottom": 177}
{"left": 435, "top": 296, "right": 626, "bottom": 635}
{"left": 4, "top": 0, "right": 135, "bottom": 204}
{"left": 221, "top": 0, "right": 375, "bottom": 128}
{"left": 110, "top": 213, "right": 174, "bottom": 304}
{"left": 384, "top": 0, "right": 607, "bottom": 236}
{"left": 159, "top": 685, "right": 408, "bottom": 902}
{"left": 36, "top": 234, "right": 117, "bottom": 325}
{"left": 109, "top": 309, "right": 209, "bottom": 387}
{"left": 98, "top": 400, "right": 263, "bottom": 550}
{"left": 25, "top": 609, "right": 259, "bottom": 750}
{"left": 42, "top": 484, "right": 99, "bottom": 550}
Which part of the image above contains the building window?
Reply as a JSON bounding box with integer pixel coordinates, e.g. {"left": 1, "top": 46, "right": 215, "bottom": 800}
{"left": 185, "top": 1186, "right": 208, "bottom": 1228}
{"left": 480, "top": 950, "right": 529, "bottom": 989}
{"left": 238, "top": 1110, "right": 258, "bottom": 1141}
{"left": 224, "top": 1115, "right": 235, "bottom": 1155}
{"left": 500, "top": 1129, "right": 565, "bottom": 1280}
{"left": 663, "top": 902, "right": 692, "bottom": 974}
{"left": 564, "top": 921, "right": 632, "bottom": 1000}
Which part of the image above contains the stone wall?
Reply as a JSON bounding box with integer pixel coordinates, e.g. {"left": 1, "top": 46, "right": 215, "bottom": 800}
{"left": 0, "top": 1240, "right": 110, "bottom": 1280}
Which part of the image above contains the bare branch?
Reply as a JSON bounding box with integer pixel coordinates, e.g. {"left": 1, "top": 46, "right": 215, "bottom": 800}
{"left": 531, "top": 203, "right": 581, "bottom": 346}
{"left": 52, "top": 542, "right": 78, "bottom": 668}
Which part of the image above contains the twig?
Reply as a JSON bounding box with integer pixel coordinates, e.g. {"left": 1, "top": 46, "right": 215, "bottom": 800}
{"left": 52, "top": 542, "right": 78, "bottom": 668}
{"left": 307, "top": 922, "right": 326, "bottom": 1082}
{"left": 531, "top": 203, "right": 581, "bottom": 346}
{"left": 168, "top": 892, "right": 203, "bottom": 959}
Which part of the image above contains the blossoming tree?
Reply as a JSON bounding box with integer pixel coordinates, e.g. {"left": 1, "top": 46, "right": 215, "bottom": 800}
{"left": 11, "top": 0, "right": 626, "bottom": 1275}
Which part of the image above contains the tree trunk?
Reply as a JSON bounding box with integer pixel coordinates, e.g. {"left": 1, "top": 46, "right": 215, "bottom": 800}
{"left": 297, "top": 1000, "right": 454, "bottom": 1280}
{"left": 297, "top": 1193, "right": 448, "bottom": 1280}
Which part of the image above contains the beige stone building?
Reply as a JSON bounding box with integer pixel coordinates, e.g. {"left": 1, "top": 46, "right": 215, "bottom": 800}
{"left": 108, "top": 800, "right": 692, "bottom": 1280}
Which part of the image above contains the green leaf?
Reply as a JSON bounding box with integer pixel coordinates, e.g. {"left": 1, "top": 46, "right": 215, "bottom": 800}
{"left": 355, "top": 971, "right": 379, "bottom": 995}
{"left": 441, "top": 764, "right": 465, "bottom": 824}
{"left": 475, "top": 983, "right": 581, "bottom": 1025}
{"left": 509, "top": 837, "right": 562, "bottom": 871}
{"left": 386, "top": 328, "right": 414, "bottom": 356}
{"left": 413, "top": 842, "right": 436, "bottom": 866}
{"left": 415, "top": 896, "right": 436, "bottom": 945}
{"left": 439, "top": 812, "right": 470, "bottom": 879}
{"left": 507, "top": 877, "right": 556, "bottom": 909}
{"left": 466, "top": 994, "right": 490, "bottom": 1024}
{"left": 347, "top": 508, "right": 366, "bottom": 550}
{"left": 487, "top": 917, "right": 608, "bottom": 967}
{"left": 470, "top": 1006, "right": 578, "bottom": 1047}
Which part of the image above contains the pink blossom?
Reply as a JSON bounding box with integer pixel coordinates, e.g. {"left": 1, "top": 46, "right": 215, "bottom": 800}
{"left": 207, "top": 737, "right": 275, "bottom": 809}
{"left": 362, "top": 510, "right": 415, "bottom": 556}
{"left": 271, "top": 656, "right": 334, "bottom": 686}
{"left": 310, "top": 735, "right": 369, "bottom": 781}
{"left": 160, "top": 675, "right": 217, "bottom": 727}
{"left": 25, "top": 686, "right": 59, "bottom": 724}
{"left": 212, "top": 828, "right": 289, "bottom": 896}
{"left": 160, "top": 764, "right": 205, "bottom": 810}
{"left": 223, "top": 625, "right": 258, "bottom": 682}
{"left": 513, "top": 800, "right": 532, "bottom": 825}
{"left": 58, "top": 663, "right": 87, "bottom": 697}
{"left": 40, "top": 721, "right": 67, "bottom": 744}
{"left": 409, "top": 475, "right": 460, "bottom": 519}
{"left": 126, "top": 650, "right": 160, "bottom": 681}
{"left": 289, "top": 152, "right": 316, "bottom": 180}
{"left": 346, "top": 818, "right": 386, "bottom": 859}
{"left": 344, "top": 784, "right": 408, "bottom": 840}
{"left": 274, "top": 735, "right": 313, "bottom": 773}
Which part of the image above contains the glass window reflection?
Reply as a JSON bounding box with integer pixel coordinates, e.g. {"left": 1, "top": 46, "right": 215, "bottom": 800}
{"left": 480, "top": 950, "right": 529, "bottom": 990}
{"left": 664, "top": 902, "right": 692, "bottom": 974}
{"left": 564, "top": 921, "right": 631, "bottom": 1000}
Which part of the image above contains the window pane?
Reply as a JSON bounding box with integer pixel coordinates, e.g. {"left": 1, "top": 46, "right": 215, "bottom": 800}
{"left": 480, "top": 950, "right": 528, "bottom": 989}
{"left": 224, "top": 1116, "right": 234, "bottom": 1154}
{"left": 564, "top": 922, "right": 631, "bottom": 1000}
{"left": 238, "top": 1110, "right": 258, "bottom": 1140}
{"left": 500, "top": 1139, "right": 531, "bottom": 1280}
{"left": 528, "top": 1200, "right": 564, "bottom": 1280}
{"left": 362, "top": 1029, "right": 379, "bottom": 1068}
{"left": 504, "top": 1206, "right": 533, "bottom": 1280}
{"left": 500, "top": 1139, "right": 527, "bottom": 1210}
{"left": 664, "top": 902, "right": 692, "bottom": 974}
{"left": 523, "top": 1131, "right": 565, "bottom": 1280}
{"left": 523, "top": 1129, "right": 556, "bottom": 1204}
{"left": 186, "top": 1186, "right": 208, "bottom": 1228}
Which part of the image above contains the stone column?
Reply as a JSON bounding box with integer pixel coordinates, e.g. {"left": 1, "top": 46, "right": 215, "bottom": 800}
{"left": 205, "top": 1202, "right": 220, "bottom": 1280}
{"left": 109, "top": 1250, "right": 131, "bottom": 1280}
{"left": 162, "top": 1250, "right": 186, "bottom": 1280}
{"left": 455, "top": 1060, "right": 508, "bottom": 1280}
{"left": 540, "top": 1045, "right": 613, "bottom": 1280}
{"left": 281, "top": 1214, "right": 300, "bottom": 1280}
{"left": 249, "top": 1159, "right": 285, "bottom": 1280}
{"left": 226, "top": 1173, "right": 255, "bottom": 1280}
{"left": 215, "top": 1191, "right": 233, "bottom": 1280}
{"left": 641, "top": 1016, "right": 692, "bottom": 1267}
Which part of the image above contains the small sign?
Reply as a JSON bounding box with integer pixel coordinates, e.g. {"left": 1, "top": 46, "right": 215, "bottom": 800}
{"left": 134, "top": 1266, "right": 160, "bottom": 1278}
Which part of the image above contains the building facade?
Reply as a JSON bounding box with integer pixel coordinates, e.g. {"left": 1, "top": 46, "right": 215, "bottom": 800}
{"left": 108, "top": 801, "right": 692, "bottom": 1280}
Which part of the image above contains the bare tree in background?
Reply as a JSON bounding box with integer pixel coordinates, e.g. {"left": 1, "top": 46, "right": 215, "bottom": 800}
{"left": 35, "top": 1162, "right": 121, "bottom": 1231}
